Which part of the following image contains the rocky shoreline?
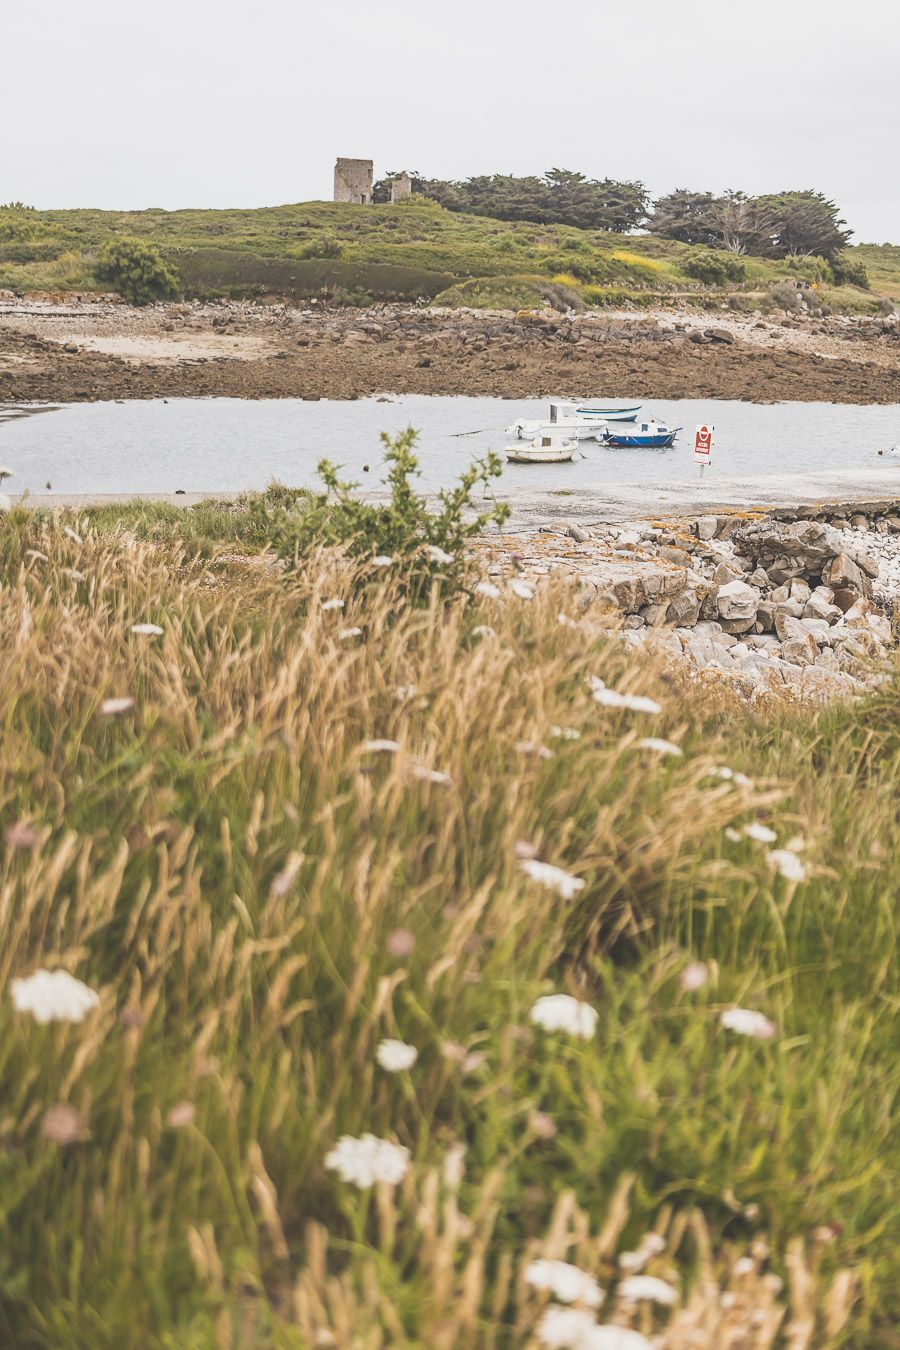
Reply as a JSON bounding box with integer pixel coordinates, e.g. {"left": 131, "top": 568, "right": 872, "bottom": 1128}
{"left": 1, "top": 297, "right": 899, "bottom": 404}
{"left": 478, "top": 503, "right": 900, "bottom": 701}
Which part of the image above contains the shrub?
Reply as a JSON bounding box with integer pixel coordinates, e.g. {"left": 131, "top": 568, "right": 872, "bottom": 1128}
{"left": 768, "top": 280, "right": 803, "bottom": 310}
{"left": 831, "top": 252, "right": 870, "bottom": 289}
{"left": 682, "top": 250, "right": 747, "bottom": 285}
{"left": 252, "top": 428, "right": 510, "bottom": 604}
{"left": 292, "top": 235, "right": 343, "bottom": 260}
{"left": 94, "top": 238, "right": 179, "bottom": 305}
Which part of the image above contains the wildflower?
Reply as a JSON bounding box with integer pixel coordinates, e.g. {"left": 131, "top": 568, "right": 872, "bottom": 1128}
{"left": 362, "top": 738, "right": 400, "bottom": 754}
{"left": 270, "top": 852, "right": 303, "bottom": 897}
{"left": 720, "top": 1008, "right": 777, "bottom": 1040}
{"left": 63, "top": 526, "right": 83, "bottom": 545}
{"left": 585, "top": 1330, "right": 652, "bottom": 1350}
{"left": 376, "top": 1038, "right": 418, "bottom": 1073}
{"left": 100, "top": 696, "right": 135, "bottom": 716}
{"left": 321, "top": 597, "right": 345, "bottom": 611}
{"left": 40, "top": 1104, "right": 88, "bottom": 1145}
{"left": 411, "top": 761, "right": 452, "bottom": 786}
{"left": 371, "top": 555, "right": 393, "bottom": 569}
{"left": 617, "top": 1274, "right": 678, "bottom": 1307}
{"left": 537, "top": 1307, "right": 599, "bottom": 1348}
{"left": 768, "top": 848, "right": 807, "bottom": 882}
{"left": 530, "top": 994, "right": 598, "bottom": 1039}
{"left": 509, "top": 579, "right": 535, "bottom": 600}
{"left": 516, "top": 740, "right": 555, "bottom": 760}
{"left": 515, "top": 839, "right": 539, "bottom": 860}
{"left": 426, "top": 544, "right": 454, "bottom": 565}
{"left": 520, "top": 858, "right": 585, "bottom": 900}
{"left": 394, "top": 683, "right": 417, "bottom": 701}
{"left": 526, "top": 1259, "right": 604, "bottom": 1308}
{"left": 339, "top": 627, "right": 363, "bottom": 640}
{"left": 550, "top": 724, "right": 581, "bottom": 740}
{"left": 472, "top": 624, "right": 497, "bottom": 638}
{"left": 386, "top": 928, "right": 415, "bottom": 958}
{"left": 733, "top": 1256, "right": 755, "bottom": 1277}
{"left": 529, "top": 1110, "right": 558, "bottom": 1140}
{"left": 680, "top": 960, "right": 709, "bottom": 992}
{"left": 636, "top": 737, "right": 682, "bottom": 757}
{"left": 62, "top": 568, "right": 84, "bottom": 581}
{"left": 475, "top": 580, "right": 501, "bottom": 599}
{"left": 590, "top": 677, "right": 661, "bottom": 715}
{"left": 130, "top": 622, "right": 164, "bottom": 636}
{"left": 325, "top": 1133, "right": 410, "bottom": 1188}
{"left": 709, "top": 766, "right": 754, "bottom": 789}
{"left": 724, "top": 827, "right": 742, "bottom": 843}
{"left": 11, "top": 969, "right": 99, "bottom": 1024}
{"left": 4, "top": 821, "right": 40, "bottom": 851}
{"left": 743, "top": 822, "right": 777, "bottom": 844}
{"left": 166, "top": 1101, "right": 196, "bottom": 1128}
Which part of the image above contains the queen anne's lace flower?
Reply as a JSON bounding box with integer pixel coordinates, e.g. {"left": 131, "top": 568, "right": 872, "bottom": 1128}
{"left": 11, "top": 969, "right": 99, "bottom": 1024}
{"left": 426, "top": 544, "right": 454, "bottom": 565}
{"left": 475, "top": 580, "right": 501, "bottom": 599}
{"left": 525, "top": 1259, "right": 604, "bottom": 1307}
{"left": 325, "top": 1133, "right": 410, "bottom": 1188}
{"left": 590, "top": 677, "right": 661, "bottom": 715}
{"left": 720, "top": 1008, "right": 777, "bottom": 1039}
{"left": 768, "top": 848, "right": 807, "bottom": 882}
{"left": 530, "top": 994, "right": 598, "bottom": 1039}
{"left": 371, "top": 555, "right": 394, "bottom": 568}
{"left": 680, "top": 961, "right": 709, "bottom": 992}
{"left": 375, "top": 1038, "right": 418, "bottom": 1072}
{"left": 362, "top": 739, "right": 400, "bottom": 754}
{"left": 130, "top": 622, "right": 164, "bottom": 636}
{"left": 100, "top": 696, "right": 135, "bottom": 716}
{"left": 509, "top": 579, "right": 535, "bottom": 600}
{"left": 617, "top": 1274, "right": 678, "bottom": 1306}
{"left": 520, "top": 859, "right": 585, "bottom": 901}
{"left": 537, "top": 1307, "right": 599, "bottom": 1348}
{"left": 743, "top": 822, "right": 777, "bottom": 844}
{"left": 636, "top": 738, "right": 682, "bottom": 757}
{"left": 321, "top": 597, "right": 345, "bottom": 611}
{"left": 339, "top": 627, "right": 363, "bottom": 640}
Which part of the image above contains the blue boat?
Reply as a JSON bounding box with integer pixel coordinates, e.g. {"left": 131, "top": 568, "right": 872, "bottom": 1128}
{"left": 602, "top": 419, "right": 681, "bottom": 449}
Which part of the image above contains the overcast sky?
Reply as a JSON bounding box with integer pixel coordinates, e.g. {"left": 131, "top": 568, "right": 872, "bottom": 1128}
{"left": 4, "top": 0, "right": 897, "bottom": 243}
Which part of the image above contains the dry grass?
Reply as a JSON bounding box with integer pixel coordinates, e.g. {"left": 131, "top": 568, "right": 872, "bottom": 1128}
{"left": 0, "top": 507, "right": 896, "bottom": 1346}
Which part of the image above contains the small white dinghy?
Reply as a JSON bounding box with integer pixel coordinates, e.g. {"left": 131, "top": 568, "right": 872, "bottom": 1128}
{"left": 505, "top": 432, "right": 577, "bottom": 464}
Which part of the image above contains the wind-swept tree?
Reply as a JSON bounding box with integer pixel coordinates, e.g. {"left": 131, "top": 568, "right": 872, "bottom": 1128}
{"left": 649, "top": 189, "right": 719, "bottom": 244}
{"left": 755, "top": 190, "right": 852, "bottom": 259}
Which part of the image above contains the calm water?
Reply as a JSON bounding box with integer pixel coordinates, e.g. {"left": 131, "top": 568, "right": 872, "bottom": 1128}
{"left": 0, "top": 395, "right": 898, "bottom": 495}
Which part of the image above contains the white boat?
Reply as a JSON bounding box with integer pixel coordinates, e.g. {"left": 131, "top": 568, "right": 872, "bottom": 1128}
{"left": 549, "top": 399, "right": 642, "bottom": 425}
{"left": 505, "top": 432, "right": 577, "bottom": 464}
{"left": 505, "top": 417, "right": 588, "bottom": 441}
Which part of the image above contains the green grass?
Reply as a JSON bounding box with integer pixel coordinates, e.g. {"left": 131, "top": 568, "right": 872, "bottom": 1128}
{"left": 0, "top": 496, "right": 896, "bottom": 1346}
{"left": 1, "top": 199, "right": 893, "bottom": 312}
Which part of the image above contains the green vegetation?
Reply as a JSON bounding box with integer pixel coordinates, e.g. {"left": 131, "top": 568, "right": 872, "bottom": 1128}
{"left": 0, "top": 197, "right": 895, "bottom": 312}
{"left": 94, "top": 237, "right": 180, "bottom": 305}
{"left": 0, "top": 487, "right": 897, "bottom": 1345}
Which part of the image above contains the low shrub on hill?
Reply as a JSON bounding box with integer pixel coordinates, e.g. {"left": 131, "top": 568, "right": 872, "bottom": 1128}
{"left": 94, "top": 237, "right": 180, "bottom": 305}
{"left": 681, "top": 251, "right": 747, "bottom": 285}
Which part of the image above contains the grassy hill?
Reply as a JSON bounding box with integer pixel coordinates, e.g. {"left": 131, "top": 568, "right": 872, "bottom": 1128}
{"left": 1, "top": 198, "right": 897, "bottom": 313}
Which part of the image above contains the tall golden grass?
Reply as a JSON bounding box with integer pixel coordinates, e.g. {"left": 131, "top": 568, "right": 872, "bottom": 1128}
{"left": 0, "top": 507, "right": 896, "bottom": 1346}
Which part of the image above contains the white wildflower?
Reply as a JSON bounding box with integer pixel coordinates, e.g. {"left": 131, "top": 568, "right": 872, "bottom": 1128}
{"left": 720, "top": 1008, "right": 777, "bottom": 1040}
{"left": 11, "top": 969, "right": 99, "bottom": 1024}
{"left": 472, "top": 624, "right": 497, "bottom": 638}
{"left": 520, "top": 858, "right": 585, "bottom": 901}
{"left": 325, "top": 1133, "right": 410, "bottom": 1188}
{"left": 617, "top": 1274, "right": 678, "bottom": 1307}
{"left": 130, "top": 622, "right": 164, "bottom": 636}
{"left": 585, "top": 1329, "right": 653, "bottom": 1350}
{"left": 515, "top": 740, "right": 555, "bottom": 760}
{"left": 525, "top": 1259, "right": 604, "bottom": 1308}
{"left": 530, "top": 994, "right": 598, "bottom": 1039}
{"left": 709, "top": 766, "right": 753, "bottom": 789}
{"left": 549, "top": 725, "right": 581, "bottom": 741}
{"left": 680, "top": 961, "right": 709, "bottom": 992}
{"left": 321, "top": 597, "right": 345, "bottom": 611}
{"left": 63, "top": 526, "right": 83, "bottom": 545}
{"left": 362, "top": 739, "right": 400, "bottom": 754}
{"left": 411, "top": 761, "right": 452, "bottom": 786}
{"left": 426, "top": 544, "right": 454, "bottom": 565}
{"left": 724, "top": 827, "right": 742, "bottom": 843}
{"left": 768, "top": 848, "right": 807, "bottom": 882}
{"left": 62, "top": 568, "right": 84, "bottom": 581}
{"left": 509, "top": 579, "right": 535, "bottom": 600}
{"left": 394, "top": 683, "right": 417, "bottom": 701}
{"left": 100, "top": 696, "right": 135, "bottom": 716}
{"left": 590, "top": 677, "right": 660, "bottom": 715}
{"left": 636, "top": 737, "right": 682, "bottom": 757}
{"left": 743, "top": 822, "right": 777, "bottom": 844}
{"left": 375, "top": 1038, "right": 418, "bottom": 1073}
{"left": 338, "top": 627, "right": 363, "bottom": 640}
{"left": 475, "top": 580, "right": 501, "bottom": 599}
{"left": 537, "top": 1306, "right": 599, "bottom": 1348}
{"left": 371, "top": 555, "right": 394, "bottom": 568}
{"left": 733, "top": 1256, "right": 755, "bottom": 1277}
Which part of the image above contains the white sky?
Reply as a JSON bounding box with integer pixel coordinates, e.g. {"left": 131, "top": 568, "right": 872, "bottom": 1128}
{"left": 3, "top": 0, "right": 897, "bottom": 243}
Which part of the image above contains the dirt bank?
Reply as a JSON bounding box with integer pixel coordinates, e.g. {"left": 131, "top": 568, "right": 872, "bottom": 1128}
{"left": 1, "top": 299, "right": 899, "bottom": 405}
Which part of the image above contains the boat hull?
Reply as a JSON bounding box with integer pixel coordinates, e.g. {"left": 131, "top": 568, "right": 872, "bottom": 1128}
{"left": 505, "top": 446, "right": 575, "bottom": 463}
{"left": 603, "top": 432, "right": 678, "bottom": 448}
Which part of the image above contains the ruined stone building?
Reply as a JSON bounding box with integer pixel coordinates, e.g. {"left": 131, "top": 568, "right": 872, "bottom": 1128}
{"left": 390, "top": 172, "right": 413, "bottom": 203}
{"left": 333, "top": 158, "right": 373, "bottom": 204}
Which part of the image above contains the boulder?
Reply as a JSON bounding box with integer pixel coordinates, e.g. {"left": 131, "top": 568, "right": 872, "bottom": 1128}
{"left": 822, "top": 553, "right": 872, "bottom": 597}
{"left": 781, "top": 631, "right": 820, "bottom": 666}
{"left": 804, "top": 594, "right": 843, "bottom": 622}
{"left": 694, "top": 515, "right": 718, "bottom": 540}
{"left": 716, "top": 579, "right": 759, "bottom": 623}
{"left": 712, "top": 561, "right": 742, "bottom": 588}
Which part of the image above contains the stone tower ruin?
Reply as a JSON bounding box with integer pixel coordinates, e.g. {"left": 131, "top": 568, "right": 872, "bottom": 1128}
{"left": 333, "top": 158, "right": 373, "bottom": 205}
{"left": 390, "top": 172, "right": 413, "bottom": 203}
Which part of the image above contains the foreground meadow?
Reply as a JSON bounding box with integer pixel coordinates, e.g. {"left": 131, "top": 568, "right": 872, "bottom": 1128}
{"left": 0, "top": 502, "right": 896, "bottom": 1347}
